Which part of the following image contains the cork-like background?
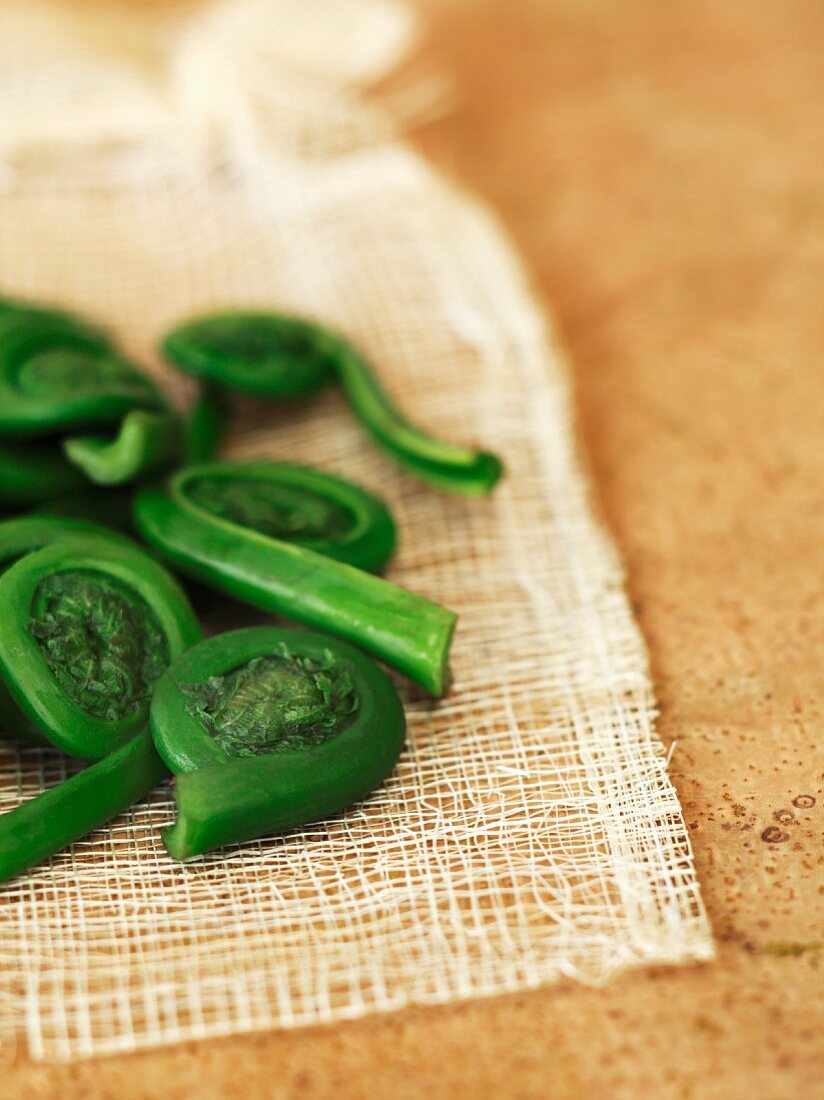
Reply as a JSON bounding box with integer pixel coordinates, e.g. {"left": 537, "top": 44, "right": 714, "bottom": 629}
{"left": 2, "top": 0, "right": 822, "bottom": 1096}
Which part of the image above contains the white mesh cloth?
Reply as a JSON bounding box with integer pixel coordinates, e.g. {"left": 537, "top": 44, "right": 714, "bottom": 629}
{"left": 0, "top": 0, "right": 713, "bottom": 1063}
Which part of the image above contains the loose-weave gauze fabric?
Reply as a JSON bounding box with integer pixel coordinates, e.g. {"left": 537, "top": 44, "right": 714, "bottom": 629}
{"left": 0, "top": 0, "right": 713, "bottom": 1063}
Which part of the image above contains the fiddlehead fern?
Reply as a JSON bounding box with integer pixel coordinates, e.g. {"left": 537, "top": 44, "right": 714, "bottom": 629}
{"left": 0, "top": 728, "right": 166, "bottom": 883}
{"left": 151, "top": 627, "right": 405, "bottom": 860}
{"left": 162, "top": 310, "right": 503, "bottom": 495}
{"left": 185, "top": 385, "right": 228, "bottom": 462}
{"left": 0, "top": 538, "right": 201, "bottom": 758}
{"left": 0, "top": 531, "right": 200, "bottom": 882}
{"left": 0, "top": 514, "right": 132, "bottom": 572}
{"left": 134, "top": 461, "right": 456, "bottom": 695}
{"left": 162, "top": 312, "right": 333, "bottom": 399}
{"left": 173, "top": 460, "right": 396, "bottom": 570}
{"left": 0, "top": 318, "right": 163, "bottom": 438}
{"left": 63, "top": 409, "right": 183, "bottom": 486}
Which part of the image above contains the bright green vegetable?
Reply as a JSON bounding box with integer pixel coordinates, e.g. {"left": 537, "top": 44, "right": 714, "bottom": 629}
{"left": 164, "top": 460, "right": 396, "bottom": 571}
{"left": 0, "top": 517, "right": 137, "bottom": 741}
{"left": 0, "top": 539, "right": 201, "bottom": 760}
{"left": 0, "top": 514, "right": 132, "bottom": 573}
{"left": 186, "top": 385, "right": 228, "bottom": 462}
{"left": 151, "top": 627, "right": 405, "bottom": 860}
{"left": 0, "top": 727, "right": 166, "bottom": 882}
{"left": 61, "top": 384, "right": 228, "bottom": 483}
{"left": 0, "top": 318, "right": 162, "bottom": 438}
{"left": 134, "top": 463, "right": 455, "bottom": 695}
{"left": 0, "top": 296, "right": 109, "bottom": 341}
{"left": 0, "top": 521, "right": 194, "bottom": 881}
{"left": 162, "top": 312, "right": 332, "bottom": 399}
{"left": 330, "top": 338, "right": 502, "bottom": 495}
{"left": 64, "top": 408, "right": 182, "bottom": 486}
{"left": 162, "top": 310, "right": 503, "bottom": 495}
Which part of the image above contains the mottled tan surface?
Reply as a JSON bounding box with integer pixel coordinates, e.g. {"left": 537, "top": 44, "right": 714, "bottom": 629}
{"left": 2, "top": 0, "right": 823, "bottom": 1096}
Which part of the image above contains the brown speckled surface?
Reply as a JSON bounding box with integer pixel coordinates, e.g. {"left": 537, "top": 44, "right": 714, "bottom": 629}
{"left": 2, "top": 0, "right": 822, "bottom": 1095}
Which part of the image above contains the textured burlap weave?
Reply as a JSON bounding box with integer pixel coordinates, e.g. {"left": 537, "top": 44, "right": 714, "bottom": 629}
{"left": 0, "top": 0, "right": 712, "bottom": 1062}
